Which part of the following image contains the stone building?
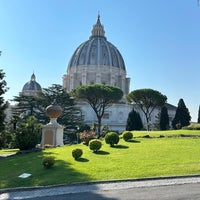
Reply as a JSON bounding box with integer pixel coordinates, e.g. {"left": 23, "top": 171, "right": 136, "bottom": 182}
{"left": 62, "top": 15, "right": 176, "bottom": 131}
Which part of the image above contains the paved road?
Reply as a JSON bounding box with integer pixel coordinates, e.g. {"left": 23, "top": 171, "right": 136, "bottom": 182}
{"left": 1, "top": 176, "right": 200, "bottom": 200}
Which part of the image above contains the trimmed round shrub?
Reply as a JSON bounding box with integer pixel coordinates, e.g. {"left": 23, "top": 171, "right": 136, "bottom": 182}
{"left": 122, "top": 131, "right": 133, "bottom": 141}
{"left": 72, "top": 148, "right": 83, "bottom": 160}
{"left": 105, "top": 132, "right": 119, "bottom": 147}
{"left": 42, "top": 156, "right": 55, "bottom": 169}
{"left": 89, "top": 139, "right": 102, "bottom": 152}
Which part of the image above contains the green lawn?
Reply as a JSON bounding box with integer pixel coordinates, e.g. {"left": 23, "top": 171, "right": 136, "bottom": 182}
{"left": 0, "top": 133, "right": 200, "bottom": 189}
{"left": 133, "top": 129, "right": 200, "bottom": 137}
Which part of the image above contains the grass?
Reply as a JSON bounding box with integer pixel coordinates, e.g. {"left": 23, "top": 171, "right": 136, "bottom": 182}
{"left": 133, "top": 129, "right": 200, "bottom": 137}
{"left": 0, "top": 131, "right": 200, "bottom": 189}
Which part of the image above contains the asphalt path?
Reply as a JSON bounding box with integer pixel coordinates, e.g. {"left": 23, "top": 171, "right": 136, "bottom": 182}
{"left": 1, "top": 176, "right": 200, "bottom": 200}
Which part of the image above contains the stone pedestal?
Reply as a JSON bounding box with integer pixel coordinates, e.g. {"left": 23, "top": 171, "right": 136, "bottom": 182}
{"left": 41, "top": 104, "right": 64, "bottom": 147}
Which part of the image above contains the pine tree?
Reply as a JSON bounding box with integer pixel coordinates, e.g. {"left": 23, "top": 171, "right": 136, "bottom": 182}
{"left": 172, "top": 98, "right": 191, "bottom": 129}
{"left": 126, "top": 108, "right": 143, "bottom": 131}
{"left": 197, "top": 105, "right": 200, "bottom": 123}
{"left": 159, "top": 106, "right": 169, "bottom": 130}
{"left": 12, "top": 84, "right": 83, "bottom": 133}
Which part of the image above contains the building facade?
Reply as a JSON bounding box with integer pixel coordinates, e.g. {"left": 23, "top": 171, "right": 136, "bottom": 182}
{"left": 62, "top": 16, "right": 176, "bottom": 131}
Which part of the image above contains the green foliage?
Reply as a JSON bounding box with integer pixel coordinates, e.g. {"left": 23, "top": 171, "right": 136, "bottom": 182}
{"left": 72, "top": 148, "right": 83, "bottom": 160}
{"left": 126, "top": 108, "right": 143, "bottom": 130}
{"left": 0, "top": 131, "right": 6, "bottom": 149}
{"left": 105, "top": 132, "right": 119, "bottom": 147}
{"left": 159, "top": 106, "right": 169, "bottom": 130}
{"left": 172, "top": 98, "right": 191, "bottom": 129}
{"left": 12, "top": 95, "right": 43, "bottom": 122}
{"left": 0, "top": 69, "right": 8, "bottom": 132}
{"left": 122, "top": 131, "right": 133, "bottom": 141}
{"left": 72, "top": 84, "right": 123, "bottom": 136}
{"left": 89, "top": 139, "right": 102, "bottom": 152}
{"left": 15, "top": 116, "right": 41, "bottom": 150}
{"left": 0, "top": 130, "right": 15, "bottom": 149}
{"left": 42, "top": 156, "right": 55, "bottom": 169}
{"left": 12, "top": 84, "right": 83, "bottom": 140}
{"left": 79, "top": 124, "right": 91, "bottom": 132}
{"left": 79, "top": 130, "right": 96, "bottom": 145}
{"left": 101, "top": 125, "right": 110, "bottom": 137}
{"left": 126, "top": 88, "right": 167, "bottom": 131}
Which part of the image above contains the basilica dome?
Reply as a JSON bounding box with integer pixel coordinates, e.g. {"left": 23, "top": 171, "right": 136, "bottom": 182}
{"left": 68, "top": 15, "right": 125, "bottom": 70}
{"left": 63, "top": 15, "right": 130, "bottom": 95}
{"left": 22, "top": 73, "right": 42, "bottom": 96}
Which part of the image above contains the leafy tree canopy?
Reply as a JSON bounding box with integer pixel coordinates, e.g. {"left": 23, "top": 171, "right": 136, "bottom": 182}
{"left": 72, "top": 84, "right": 123, "bottom": 136}
{"left": 126, "top": 88, "right": 167, "bottom": 130}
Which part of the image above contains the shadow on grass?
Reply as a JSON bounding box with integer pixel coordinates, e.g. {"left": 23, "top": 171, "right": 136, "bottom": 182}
{"left": 112, "top": 145, "right": 129, "bottom": 149}
{"left": 94, "top": 150, "right": 110, "bottom": 155}
{"left": 0, "top": 149, "right": 93, "bottom": 189}
{"left": 75, "top": 157, "right": 89, "bottom": 162}
{"left": 127, "top": 139, "right": 141, "bottom": 143}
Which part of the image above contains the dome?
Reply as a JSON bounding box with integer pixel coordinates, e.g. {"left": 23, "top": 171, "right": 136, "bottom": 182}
{"left": 63, "top": 15, "right": 130, "bottom": 95}
{"left": 68, "top": 15, "right": 126, "bottom": 70}
{"left": 22, "top": 73, "right": 42, "bottom": 96}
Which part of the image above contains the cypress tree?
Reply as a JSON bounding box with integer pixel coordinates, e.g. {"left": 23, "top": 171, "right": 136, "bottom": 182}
{"left": 159, "top": 106, "right": 169, "bottom": 130}
{"left": 172, "top": 98, "right": 191, "bottom": 129}
{"left": 126, "top": 108, "right": 143, "bottom": 131}
{"left": 197, "top": 105, "right": 200, "bottom": 123}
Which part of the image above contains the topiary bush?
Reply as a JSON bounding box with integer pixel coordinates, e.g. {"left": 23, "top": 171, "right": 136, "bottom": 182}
{"left": 42, "top": 156, "right": 55, "bottom": 169}
{"left": 89, "top": 139, "right": 102, "bottom": 152}
{"left": 72, "top": 148, "right": 83, "bottom": 160}
{"left": 105, "top": 132, "right": 119, "bottom": 147}
{"left": 122, "top": 131, "right": 133, "bottom": 141}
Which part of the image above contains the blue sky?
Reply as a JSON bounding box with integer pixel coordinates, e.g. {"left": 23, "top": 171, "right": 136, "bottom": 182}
{"left": 0, "top": 0, "right": 200, "bottom": 122}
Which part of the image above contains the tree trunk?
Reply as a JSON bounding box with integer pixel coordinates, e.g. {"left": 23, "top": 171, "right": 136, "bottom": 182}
{"left": 145, "top": 113, "right": 150, "bottom": 131}
{"left": 97, "top": 117, "right": 101, "bottom": 138}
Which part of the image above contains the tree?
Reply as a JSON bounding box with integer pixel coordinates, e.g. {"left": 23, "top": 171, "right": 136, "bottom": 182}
{"left": 0, "top": 69, "right": 9, "bottom": 132}
{"left": 197, "top": 105, "right": 200, "bottom": 123}
{"left": 72, "top": 84, "right": 123, "bottom": 137}
{"left": 126, "top": 88, "right": 167, "bottom": 131}
{"left": 12, "top": 84, "right": 83, "bottom": 142}
{"left": 12, "top": 95, "right": 43, "bottom": 121}
{"left": 159, "top": 106, "right": 169, "bottom": 130}
{"left": 126, "top": 108, "right": 143, "bottom": 130}
{"left": 38, "top": 84, "right": 83, "bottom": 129}
{"left": 172, "top": 98, "right": 191, "bottom": 129}
{"left": 15, "top": 116, "right": 41, "bottom": 150}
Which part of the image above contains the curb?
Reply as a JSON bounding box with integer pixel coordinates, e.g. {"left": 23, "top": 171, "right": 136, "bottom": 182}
{"left": 1, "top": 174, "right": 200, "bottom": 193}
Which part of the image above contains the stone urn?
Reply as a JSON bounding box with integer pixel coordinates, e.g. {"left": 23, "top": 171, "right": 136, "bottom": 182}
{"left": 40, "top": 103, "right": 64, "bottom": 147}
{"left": 46, "top": 104, "right": 62, "bottom": 119}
